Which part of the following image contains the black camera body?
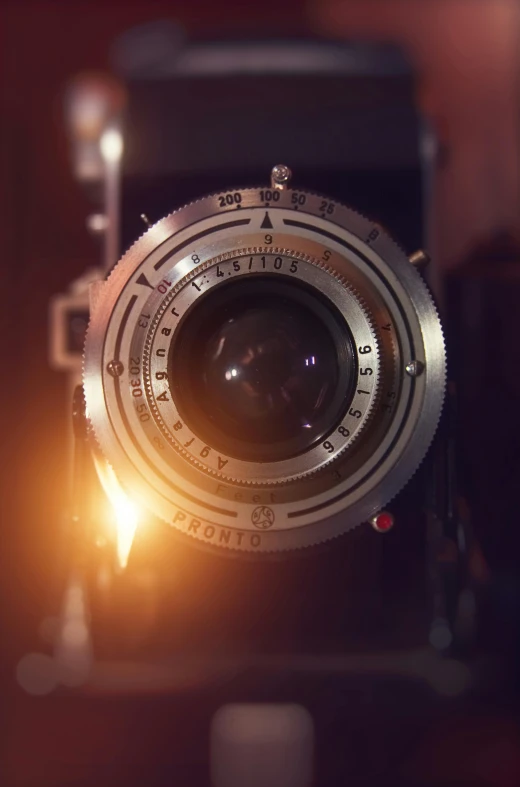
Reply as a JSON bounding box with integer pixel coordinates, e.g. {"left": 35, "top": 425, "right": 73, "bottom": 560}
{"left": 56, "top": 33, "right": 475, "bottom": 787}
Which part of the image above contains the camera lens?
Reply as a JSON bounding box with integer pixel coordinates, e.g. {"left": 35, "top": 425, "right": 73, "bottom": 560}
{"left": 86, "top": 186, "right": 446, "bottom": 552}
{"left": 170, "top": 276, "right": 356, "bottom": 462}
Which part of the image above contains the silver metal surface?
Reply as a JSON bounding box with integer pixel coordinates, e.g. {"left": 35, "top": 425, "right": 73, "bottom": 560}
{"left": 271, "top": 164, "right": 292, "bottom": 190}
{"left": 408, "top": 249, "right": 430, "bottom": 268}
{"left": 84, "top": 172, "right": 446, "bottom": 554}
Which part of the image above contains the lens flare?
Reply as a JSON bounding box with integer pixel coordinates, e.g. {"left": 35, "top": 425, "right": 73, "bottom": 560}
{"left": 93, "top": 454, "right": 140, "bottom": 569}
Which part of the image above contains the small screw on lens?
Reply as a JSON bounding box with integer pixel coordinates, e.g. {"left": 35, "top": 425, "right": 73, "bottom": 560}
{"left": 405, "top": 360, "right": 425, "bottom": 377}
{"left": 271, "top": 164, "right": 292, "bottom": 190}
{"left": 106, "top": 360, "right": 124, "bottom": 377}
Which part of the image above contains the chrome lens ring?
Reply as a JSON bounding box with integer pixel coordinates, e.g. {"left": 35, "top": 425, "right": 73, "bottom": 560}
{"left": 84, "top": 185, "right": 445, "bottom": 554}
{"left": 142, "top": 248, "right": 381, "bottom": 484}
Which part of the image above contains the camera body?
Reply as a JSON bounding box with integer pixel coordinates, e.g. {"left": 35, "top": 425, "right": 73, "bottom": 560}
{"left": 51, "top": 34, "right": 476, "bottom": 786}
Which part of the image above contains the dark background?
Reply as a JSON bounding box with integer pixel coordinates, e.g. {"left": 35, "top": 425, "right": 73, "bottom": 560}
{"left": 1, "top": 1, "right": 520, "bottom": 785}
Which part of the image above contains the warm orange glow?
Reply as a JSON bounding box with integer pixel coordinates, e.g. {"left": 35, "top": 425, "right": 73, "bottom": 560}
{"left": 93, "top": 455, "right": 140, "bottom": 569}
{"left": 54, "top": 576, "right": 92, "bottom": 688}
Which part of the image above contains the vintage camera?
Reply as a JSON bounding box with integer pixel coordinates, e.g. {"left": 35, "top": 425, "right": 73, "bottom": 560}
{"left": 85, "top": 163, "right": 443, "bottom": 553}
{"left": 53, "top": 32, "right": 475, "bottom": 785}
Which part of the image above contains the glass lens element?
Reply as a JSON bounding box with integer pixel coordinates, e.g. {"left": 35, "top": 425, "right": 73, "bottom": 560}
{"left": 170, "top": 276, "right": 356, "bottom": 462}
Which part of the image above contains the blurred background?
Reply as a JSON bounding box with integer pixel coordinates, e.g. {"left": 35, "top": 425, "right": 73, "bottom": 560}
{"left": 1, "top": 1, "right": 520, "bottom": 785}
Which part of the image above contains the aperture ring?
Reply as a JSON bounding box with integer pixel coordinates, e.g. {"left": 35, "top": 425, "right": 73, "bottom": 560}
{"left": 142, "top": 248, "right": 382, "bottom": 485}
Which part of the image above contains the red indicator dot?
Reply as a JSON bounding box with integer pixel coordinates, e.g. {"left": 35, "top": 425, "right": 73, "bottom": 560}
{"left": 371, "top": 511, "right": 394, "bottom": 533}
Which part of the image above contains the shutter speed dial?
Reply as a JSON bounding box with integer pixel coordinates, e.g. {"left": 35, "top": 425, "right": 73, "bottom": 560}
{"left": 84, "top": 169, "right": 445, "bottom": 554}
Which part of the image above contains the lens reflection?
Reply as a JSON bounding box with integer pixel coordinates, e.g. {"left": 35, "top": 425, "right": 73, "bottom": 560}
{"left": 171, "top": 276, "right": 356, "bottom": 462}
{"left": 203, "top": 299, "right": 338, "bottom": 444}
